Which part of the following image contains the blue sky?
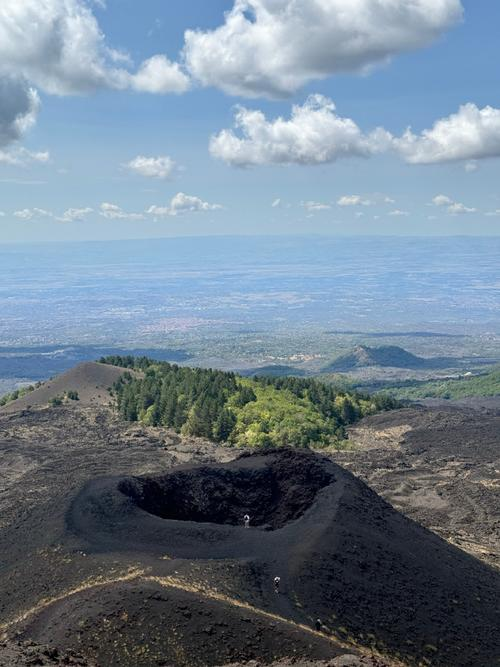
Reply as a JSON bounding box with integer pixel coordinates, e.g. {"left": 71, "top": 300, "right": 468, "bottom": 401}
{"left": 1, "top": 0, "right": 499, "bottom": 242}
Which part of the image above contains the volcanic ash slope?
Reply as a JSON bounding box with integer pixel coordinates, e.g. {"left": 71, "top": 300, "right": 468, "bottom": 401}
{"left": 20, "top": 448, "right": 495, "bottom": 667}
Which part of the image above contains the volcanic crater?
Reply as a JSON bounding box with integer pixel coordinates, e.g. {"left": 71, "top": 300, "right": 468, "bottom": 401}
{"left": 118, "top": 451, "right": 334, "bottom": 529}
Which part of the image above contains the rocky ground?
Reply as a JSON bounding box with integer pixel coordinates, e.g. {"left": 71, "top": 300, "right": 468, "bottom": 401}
{"left": 0, "top": 640, "right": 93, "bottom": 666}
{"left": 341, "top": 401, "right": 500, "bottom": 568}
{"left": 0, "top": 389, "right": 498, "bottom": 667}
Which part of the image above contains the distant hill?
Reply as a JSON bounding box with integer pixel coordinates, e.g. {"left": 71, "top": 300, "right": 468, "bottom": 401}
{"left": 0, "top": 361, "right": 131, "bottom": 413}
{"left": 324, "top": 345, "right": 454, "bottom": 372}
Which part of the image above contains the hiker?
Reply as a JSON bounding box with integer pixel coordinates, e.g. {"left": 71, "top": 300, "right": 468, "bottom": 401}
{"left": 243, "top": 514, "right": 250, "bottom": 528}
{"left": 315, "top": 618, "right": 322, "bottom": 632}
{"left": 273, "top": 576, "right": 281, "bottom": 593}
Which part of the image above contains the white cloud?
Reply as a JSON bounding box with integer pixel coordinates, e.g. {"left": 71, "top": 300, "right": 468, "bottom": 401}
{"left": 447, "top": 202, "right": 476, "bottom": 215}
{"left": 0, "top": 146, "right": 49, "bottom": 165}
{"left": 0, "top": 1, "right": 189, "bottom": 159}
{"left": 211, "top": 96, "right": 500, "bottom": 170}
{"left": 432, "top": 194, "right": 454, "bottom": 207}
{"left": 14, "top": 207, "right": 53, "bottom": 220}
{"left": 184, "top": 0, "right": 462, "bottom": 98}
{"left": 389, "top": 209, "right": 410, "bottom": 217}
{"left": 464, "top": 160, "right": 478, "bottom": 173}
{"left": 337, "top": 195, "right": 372, "bottom": 207}
{"left": 12, "top": 206, "right": 92, "bottom": 222}
{"left": 431, "top": 194, "right": 476, "bottom": 215}
{"left": 485, "top": 210, "right": 500, "bottom": 217}
{"left": 0, "top": 211, "right": 5, "bottom": 217}
{"left": 57, "top": 207, "right": 93, "bottom": 223}
{"left": 271, "top": 198, "right": 281, "bottom": 208}
{"left": 125, "top": 155, "right": 176, "bottom": 180}
{"left": 210, "top": 95, "right": 391, "bottom": 167}
{"left": 0, "top": 0, "right": 188, "bottom": 96}
{"left": 384, "top": 196, "right": 396, "bottom": 204}
{"left": 99, "top": 202, "right": 144, "bottom": 220}
{"left": 302, "top": 200, "right": 331, "bottom": 212}
{"left": 129, "top": 55, "right": 190, "bottom": 94}
{"left": 147, "top": 192, "right": 223, "bottom": 218}
{"left": 396, "top": 104, "right": 500, "bottom": 164}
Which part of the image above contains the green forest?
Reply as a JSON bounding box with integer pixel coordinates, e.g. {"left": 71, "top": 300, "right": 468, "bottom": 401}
{"left": 102, "top": 356, "right": 398, "bottom": 449}
{"left": 392, "top": 366, "right": 500, "bottom": 400}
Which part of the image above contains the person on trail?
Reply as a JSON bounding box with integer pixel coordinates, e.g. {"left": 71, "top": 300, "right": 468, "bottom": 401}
{"left": 315, "top": 618, "right": 322, "bottom": 632}
{"left": 243, "top": 514, "right": 250, "bottom": 528}
{"left": 273, "top": 576, "right": 281, "bottom": 593}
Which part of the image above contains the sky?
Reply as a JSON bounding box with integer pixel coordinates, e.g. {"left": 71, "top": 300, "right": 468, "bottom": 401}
{"left": 1, "top": 0, "right": 500, "bottom": 242}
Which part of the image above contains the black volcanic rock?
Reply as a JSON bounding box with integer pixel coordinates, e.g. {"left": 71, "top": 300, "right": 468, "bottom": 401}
{"left": 63, "top": 448, "right": 500, "bottom": 667}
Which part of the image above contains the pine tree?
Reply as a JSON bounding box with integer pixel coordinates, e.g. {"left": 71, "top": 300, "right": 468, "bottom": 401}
{"left": 213, "top": 408, "right": 236, "bottom": 442}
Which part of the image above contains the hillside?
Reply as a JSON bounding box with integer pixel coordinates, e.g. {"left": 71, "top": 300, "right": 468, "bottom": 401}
{"left": 324, "top": 345, "right": 452, "bottom": 372}
{"left": 11, "top": 447, "right": 500, "bottom": 666}
{"left": 0, "top": 362, "right": 131, "bottom": 413}
{"left": 102, "top": 356, "right": 398, "bottom": 448}
{"left": 0, "top": 385, "right": 498, "bottom": 666}
{"left": 393, "top": 366, "right": 500, "bottom": 399}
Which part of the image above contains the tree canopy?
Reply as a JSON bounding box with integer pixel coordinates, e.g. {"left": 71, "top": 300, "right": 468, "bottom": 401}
{"left": 102, "top": 356, "right": 398, "bottom": 449}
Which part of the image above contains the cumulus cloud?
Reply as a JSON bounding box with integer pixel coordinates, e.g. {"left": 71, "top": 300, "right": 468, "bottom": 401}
{"left": 0, "top": 0, "right": 189, "bottom": 96}
{"left": 57, "top": 207, "right": 93, "bottom": 223}
{"left": 211, "top": 96, "right": 500, "bottom": 169}
{"left": 99, "top": 202, "right": 144, "bottom": 220}
{"left": 129, "top": 55, "right": 190, "bottom": 94}
{"left": 396, "top": 104, "right": 500, "bottom": 164}
{"left": 147, "top": 192, "right": 223, "bottom": 218}
{"left": 184, "top": 0, "right": 462, "bottom": 98}
{"left": 0, "top": 1, "right": 189, "bottom": 159}
{"left": 210, "top": 95, "right": 391, "bottom": 167}
{"left": 14, "top": 207, "right": 53, "bottom": 220}
{"left": 389, "top": 209, "right": 410, "bottom": 217}
{"left": 302, "top": 200, "right": 331, "bottom": 212}
{"left": 271, "top": 198, "right": 282, "bottom": 208}
{"left": 431, "top": 194, "right": 476, "bottom": 215}
{"left": 0, "top": 146, "right": 49, "bottom": 165}
{"left": 125, "top": 155, "right": 176, "bottom": 180}
{"left": 337, "top": 195, "right": 372, "bottom": 207}
{"left": 11, "top": 206, "right": 94, "bottom": 223}
{"left": 447, "top": 202, "right": 476, "bottom": 215}
{"left": 432, "top": 194, "right": 453, "bottom": 207}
